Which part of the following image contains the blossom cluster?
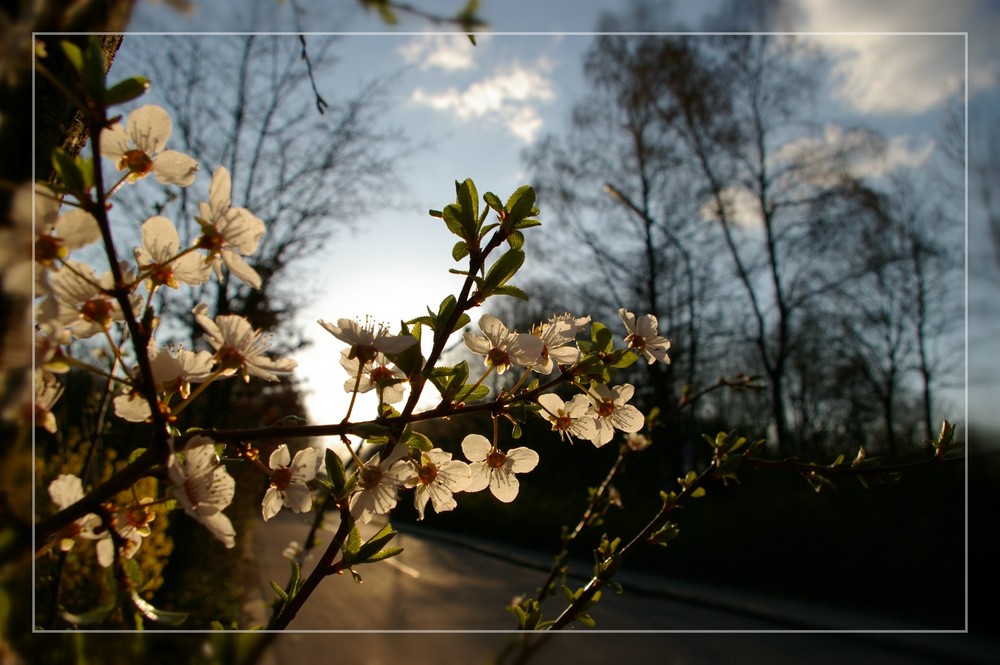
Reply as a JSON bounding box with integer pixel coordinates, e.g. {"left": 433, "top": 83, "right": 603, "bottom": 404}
{"left": 31, "top": 104, "right": 295, "bottom": 564}
{"left": 26, "top": 104, "right": 296, "bottom": 432}
{"left": 32, "top": 93, "right": 674, "bottom": 624}
{"left": 304, "top": 307, "right": 669, "bottom": 527}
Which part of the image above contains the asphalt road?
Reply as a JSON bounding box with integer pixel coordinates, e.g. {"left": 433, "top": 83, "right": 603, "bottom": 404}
{"left": 248, "top": 512, "right": 991, "bottom": 664}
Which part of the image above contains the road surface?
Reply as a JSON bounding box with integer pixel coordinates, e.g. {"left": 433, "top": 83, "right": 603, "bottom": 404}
{"left": 248, "top": 512, "right": 990, "bottom": 664}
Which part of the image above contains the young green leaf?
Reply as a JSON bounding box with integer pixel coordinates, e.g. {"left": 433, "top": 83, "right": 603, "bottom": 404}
{"left": 484, "top": 248, "right": 525, "bottom": 289}
{"left": 106, "top": 76, "right": 151, "bottom": 106}
{"left": 505, "top": 185, "right": 536, "bottom": 224}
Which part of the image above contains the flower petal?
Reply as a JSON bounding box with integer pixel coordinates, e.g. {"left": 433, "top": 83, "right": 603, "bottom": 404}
{"left": 153, "top": 150, "right": 199, "bottom": 186}
{"left": 283, "top": 483, "right": 312, "bottom": 513}
{"left": 290, "top": 447, "right": 320, "bottom": 482}
{"left": 506, "top": 447, "right": 539, "bottom": 473}
{"left": 269, "top": 444, "right": 291, "bottom": 470}
{"left": 262, "top": 488, "right": 283, "bottom": 521}
{"left": 100, "top": 123, "right": 130, "bottom": 161}
{"left": 141, "top": 216, "right": 181, "bottom": 260}
{"left": 489, "top": 468, "right": 519, "bottom": 503}
{"left": 127, "top": 105, "right": 172, "bottom": 154}
{"left": 461, "top": 434, "right": 491, "bottom": 462}
{"left": 220, "top": 249, "right": 262, "bottom": 289}
{"left": 209, "top": 167, "right": 233, "bottom": 219}
{"left": 465, "top": 462, "right": 491, "bottom": 493}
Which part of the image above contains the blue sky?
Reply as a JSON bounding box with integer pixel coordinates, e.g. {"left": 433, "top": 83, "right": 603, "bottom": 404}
{"left": 115, "top": 0, "right": 1000, "bottom": 434}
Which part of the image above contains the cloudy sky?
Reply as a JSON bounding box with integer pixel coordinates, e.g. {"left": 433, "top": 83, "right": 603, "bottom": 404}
{"left": 118, "top": 0, "right": 999, "bottom": 434}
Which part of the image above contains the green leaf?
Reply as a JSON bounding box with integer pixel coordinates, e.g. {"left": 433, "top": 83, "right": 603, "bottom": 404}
{"left": 507, "top": 230, "right": 524, "bottom": 250}
{"left": 60, "top": 40, "right": 84, "bottom": 74}
{"left": 128, "top": 447, "right": 147, "bottom": 464}
{"left": 456, "top": 178, "right": 479, "bottom": 229}
{"left": 505, "top": 185, "right": 536, "bottom": 224}
{"left": 325, "top": 448, "right": 347, "bottom": 495}
{"left": 106, "top": 76, "right": 150, "bottom": 106}
{"left": 381, "top": 323, "right": 422, "bottom": 378}
{"left": 484, "top": 191, "right": 504, "bottom": 213}
{"left": 591, "top": 321, "right": 613, "bottom": 354}
{"left": 363, "top": 546, "right": 403, "bottom": 563}
{"left": 442, "top": 204, "right": 467, "bottom": 239}
{"left": 804, "top": 472, "right": 836, "bottom": 493}
{"left": 452, "top": 240, "right": 469, "bottom": 261}
{"left": 577, "top": 613, "right": 596, "bottom": 628}
{"left": 405, "top": 430, "right": 433, "bottom": 452}
{"left": 269, "top": 580, "right": 288, "bottom": 603}
{"left": 52, "top": 147, "right": 85, "bottom": 193}
{"left": 81, "top": 37, "right": 108, "bottom": 104}
{"left": 493, "top": 284, "right": 529, "bottom": 301}
{"left": 484, "top": 248, "right": 525, "bottom": 289}
{"left": 458, "top": 384, "right": 489, "bottom": 403}
{"left": 342, "top": 525, "right": 362, "bottom": 557}
{"left": 612, "top": 350, "right": 639, "bottom": 369}
{"left": 376, "top": 4, "right": 397, "bottom": 24}
{"left": 448, "top": 312, "right": 472, "bottom": 334}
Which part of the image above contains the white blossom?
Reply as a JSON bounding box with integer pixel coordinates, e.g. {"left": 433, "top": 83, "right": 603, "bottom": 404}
{"left": 392, "top": 448, "right": 471, "bottom": 520}
{"left": 40, "top": 260, "right": 142, "bottom": 339}
{"left": 350, "top": 445, "right": 410, "bottom": 524}
{"left": 113, "top": 342, "right": 215, "bottom": 422}
{"left": 262, "top": 444, "right": 321, "bottom": 521}
{"left": 339, "top": 349, "right": 407, "bottom": 404}
{"left": 195, "top": 167, "right": 266, "bottom": 288}
{"left": 588, "top": 383, "right": 645, "bottom": 447}
{"left": 167, "top": 435, "right": 236, "bottom": 548}
{"left": 47, "top": 474, "right": 103, "bottom": 553}
{"left": 463, "top": 314, "right": 543, "bottom": 374}
{"left": 619, "top": 309, "right": 671, "bottom": 365}
{"left": 193, "top": 304, "right": 296, "bottom": 382}
{"left": 135, "top": 216, "right": 210, "bottom": 288}
{"left": 318, "top": 317, "right": 417, "bottom": 363}
{"left": 527, "top": 313, "right": 590, "bottom": 375}
{"left": 101, "top": 105, "right": 199, "bottom": 186}
{"left": 536, "top": 392, "right": 598, "bottom": 444}
{"left": 461, "top": 434, "right": 538, "bottom": 502}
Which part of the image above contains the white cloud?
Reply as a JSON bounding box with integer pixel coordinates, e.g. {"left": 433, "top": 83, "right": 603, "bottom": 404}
{"left": 701, "top": 124, "right": 934, "bottom": 227}
{"left": 409, "top": 59, "right": 557, "bottom": 143}
{"left": 796, "top": 0, "right": 997, "bottom": 113}
{"left": 398, "top": 34, "right": 479, "bottom": 71}
{"left": 776, "top": 125, "right": 935, "bottom": 186}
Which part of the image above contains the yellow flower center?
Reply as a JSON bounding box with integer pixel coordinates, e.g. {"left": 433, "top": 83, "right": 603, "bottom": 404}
{"left": 486, "top": 348, "right": 510, "bottom": 370}
{"left": 417, "top": 461, "right": 438, "bottom": 486}
{"left": 596, "top": 399, "right": 615, "bottom": 418}
{"left": 35, "top": 235, "right": 67, "bottom": 266}
{"left": 80, "top": 297, "right": 113, "bottom": 328}
{"left": 370, "top": 365, "right": 395, "bottom": 384}
{"left": 148, "top": 263, "right": 178, "bottom": 289}
{"left": 119, "top": 149, "right": 154, "bottom": 181}
{"left": 360, "top": 464, "right": 383, "bottom": 489}
{"left": 486, "top": 449, "right": 506, "bottom": 470}
{"left": 216, "top": 345, "right": 247, "bottom": 372}
{"left": 271, "top": 466, "right": 292, "bottom": 491}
